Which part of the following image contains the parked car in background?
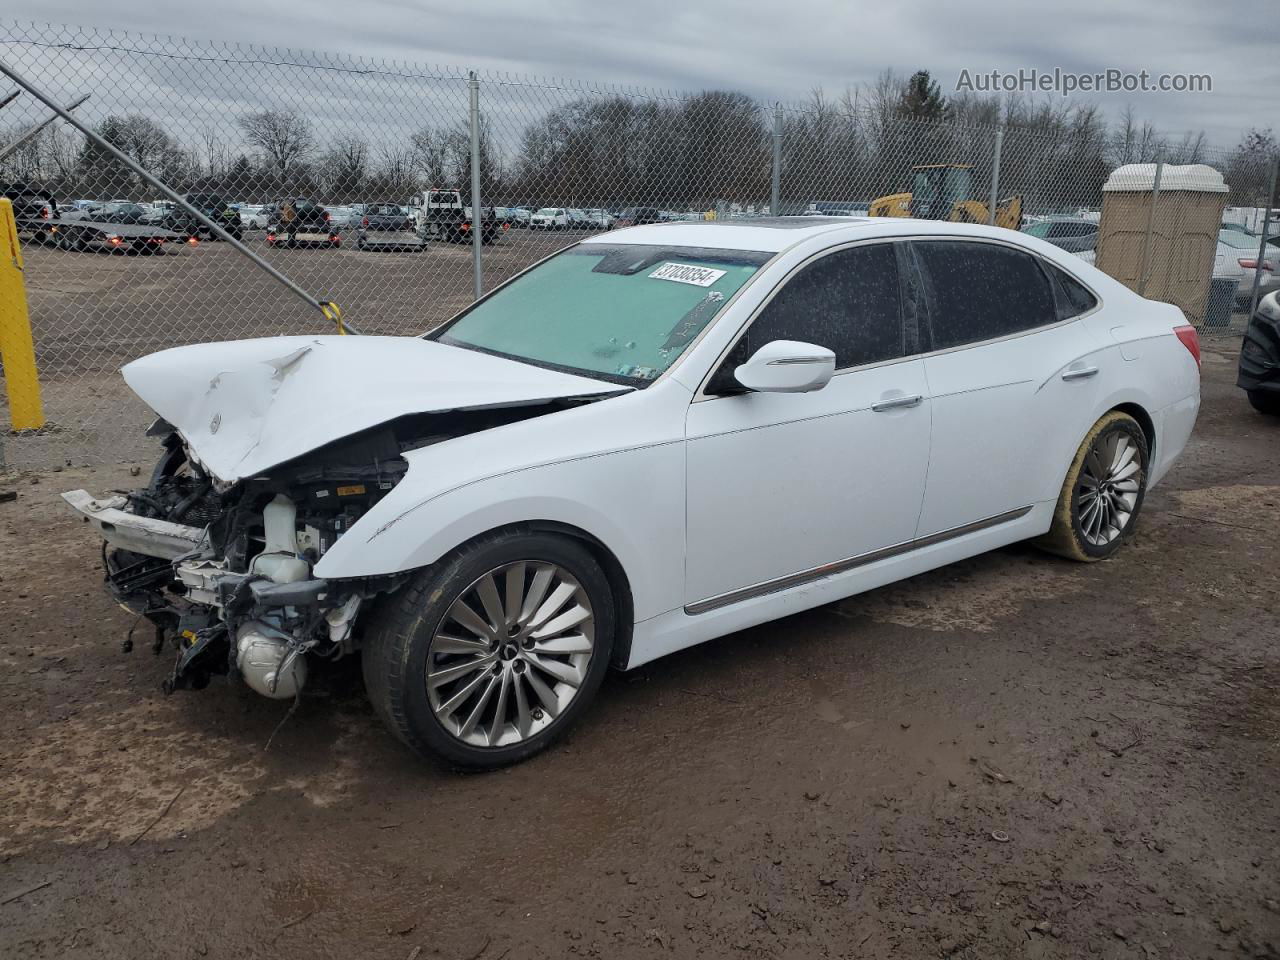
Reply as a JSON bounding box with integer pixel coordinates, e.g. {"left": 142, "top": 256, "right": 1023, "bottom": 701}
{"left": 530, "top": 207, "right": 570, "bottom": 230}
{"left": 586, "top": 208, "right": 615, "bottom": 229}
{"left": 615, "top": 206, "right": 661, "bottom": 227}
{"left": 1239, "top": 290, "right": 1280, "bottom": 415}
{"left": 265, "top": 197, "right": 340, "bottom": 247}
{"left": 162, "top": 194, "right": 243, "bottom": 241}
{"left": 357, "top": 202, "right": 425, "bottom": 251}
{"left": 565, "top": 208, "right": 595, "bottom": 229}
{"left": 62, "top": 217, "right": 1199, "bottom": 768}
{"left": 1, "top": 181, "right": 58, "bottom": 243}
{"left": 806, "top": 201, "right": 872, "bottom": 217}
{"left": 408, "top": 189, "right": 502, "bottom": 243}
{"left": 1023, "top": 217, "right": 1098, "bottom": 263}
{"left": 1215, "top": 229, "right": 1274, "bottom": 301}
{"left": 325, "top": 205, "right": 360, "bottom": 230}
{"left": 497, "top": 206, "right": 531, "bottom": 228}
{"left": 62, "top": 200, "right": 152, "bottom": 225}
{"left": 52, "top": 204, "right": 183, "bottom": 252}
{"left": 237, "top": 204, "right": 271, "bottom": 229}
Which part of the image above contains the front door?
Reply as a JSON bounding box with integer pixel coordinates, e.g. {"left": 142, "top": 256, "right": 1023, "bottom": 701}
{"left": 683, "top": 242, "right": 932, "bottom": 608}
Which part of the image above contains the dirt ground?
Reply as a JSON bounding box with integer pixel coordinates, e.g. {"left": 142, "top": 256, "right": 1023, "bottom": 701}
{"left": 0, "top": 338, "right": 1277, "bottom": 960}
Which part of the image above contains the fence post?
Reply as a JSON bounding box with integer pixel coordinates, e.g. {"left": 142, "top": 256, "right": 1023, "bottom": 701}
{"left": 469, "top": 70, "right": 483, "bottom": 301}
{"left": 1246, "top": 156, "right": 1279, "bottom": 318}
{"left": 770, "top": 104, "right": 782, "bottom": 216}
{"left": 1137, "top": 155, "right": 1164, "bottom": 297}
{"left": 987, "top": 127, "right": 1004, "bottom": 226}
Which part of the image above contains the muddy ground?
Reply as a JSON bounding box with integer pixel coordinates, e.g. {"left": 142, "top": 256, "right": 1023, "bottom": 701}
{"left": 1, "top": 338, "right": 1278, "bottom": 959}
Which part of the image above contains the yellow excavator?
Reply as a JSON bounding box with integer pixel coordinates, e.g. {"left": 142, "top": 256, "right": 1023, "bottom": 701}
{"left": 869, "top": 163, "right": 1022, "bottom": 229}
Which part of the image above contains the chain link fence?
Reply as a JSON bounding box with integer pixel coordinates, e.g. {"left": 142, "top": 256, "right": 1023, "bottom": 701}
{"left": 1, "top": 21, "right": 1277, "bottom": 469}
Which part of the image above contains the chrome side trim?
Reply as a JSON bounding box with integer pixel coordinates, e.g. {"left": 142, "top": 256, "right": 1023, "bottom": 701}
{"left": 684, "top": 505, "right": 1034, "bottom": 616}
{"left": 767, "top": 356, "right": 829, "bottom": 365}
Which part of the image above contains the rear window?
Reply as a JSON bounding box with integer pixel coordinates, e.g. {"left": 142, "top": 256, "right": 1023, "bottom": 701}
{"left": 1044, "top": 263, "right": 1099, "bottom": 320}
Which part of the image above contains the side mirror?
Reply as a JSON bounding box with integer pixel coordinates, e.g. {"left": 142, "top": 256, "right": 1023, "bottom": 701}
{"left": 733, "top": 340, "right": 836, "bottom": 394}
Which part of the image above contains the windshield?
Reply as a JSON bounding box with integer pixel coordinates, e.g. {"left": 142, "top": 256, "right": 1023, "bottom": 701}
{"left": 432, "top": 243, "right": 772, "bottom": 384}
{"left": 1219, "top": 230, "right": 1259, "bottom": 248}
{"left": 536, "top": 208, "right": 561, "bottom": 215}
{"left": 1024, "top": 221, "right": 1053, "bottom": 238}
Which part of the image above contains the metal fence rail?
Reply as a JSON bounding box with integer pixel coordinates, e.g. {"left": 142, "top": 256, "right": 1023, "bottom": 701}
{"left": 0, "top": 21, "right": 1277, "bottom": 468}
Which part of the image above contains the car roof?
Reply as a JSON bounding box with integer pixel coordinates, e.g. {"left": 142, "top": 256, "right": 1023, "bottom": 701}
{"left": 586, "top": 217, "right": 1033, "bottom": 253}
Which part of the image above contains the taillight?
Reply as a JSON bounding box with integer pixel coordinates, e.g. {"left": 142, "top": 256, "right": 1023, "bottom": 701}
{"left": 187, "top": 236, "right": 199, "bottom": 246}
{"left": 40, "top": 205, "right": 50, "bottom": 219}
{"left": 1173, "top": 324, "right": 1200, "bottom": 369}
{"left": 461, "top": 222, "right": 471, "bottom": 231}
{"left": 1239, "top": 258, "right": 1275, "bottom": 271}
{"left": 329, "top": 234, "right": 340, "bottom": 245}
{"left": 323, "top": 211, "right": 331, "bottom": 223}
{"left": 362, "top": 217, "right": 369, "bottom": 227}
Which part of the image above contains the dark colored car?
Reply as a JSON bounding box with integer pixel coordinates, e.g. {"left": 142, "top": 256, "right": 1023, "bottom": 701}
{"left": 615, "top": 206, "right": 661, "bottom": 228}
{"left": 356, "top": 202, "right": 424, "bottom": 251}
{"left": 1, "top": 182, "right": 57, "bottom": 242}
{"left": 265, "top": 197, "right": 340, "bottom": 247}
{"left": 1239, "top": 290, "right": 1280, "bottom": 415}
{"left": 163, "top": 194, "right": 243, "bottom": 240}
{"left": 1023, "top": 217, "right": 1098, "bottom": 256}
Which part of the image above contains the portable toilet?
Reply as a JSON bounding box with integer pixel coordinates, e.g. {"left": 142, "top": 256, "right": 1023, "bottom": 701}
{"left": 1096, "top": 164, "right": 1228, "bottom": 324}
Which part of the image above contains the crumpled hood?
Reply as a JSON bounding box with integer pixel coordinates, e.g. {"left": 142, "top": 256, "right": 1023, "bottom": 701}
{"left": 122, "top": 335, "right": 622, "bottom": 482}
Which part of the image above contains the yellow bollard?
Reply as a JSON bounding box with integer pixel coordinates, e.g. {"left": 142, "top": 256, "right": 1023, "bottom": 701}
{"left": 0, "top": 197, "right": 43, "bottom": 430}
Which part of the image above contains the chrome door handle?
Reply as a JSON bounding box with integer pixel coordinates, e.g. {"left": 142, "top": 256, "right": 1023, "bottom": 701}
{"left": 1061, "top": 366, "right": 1099, "bottom": 381}
{"left": 871, "top": 394, "right": 923, "bottom": 412}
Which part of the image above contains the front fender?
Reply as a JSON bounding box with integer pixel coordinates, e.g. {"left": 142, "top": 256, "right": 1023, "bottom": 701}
{"left": 313, "top": 441, "right": 687, "bottom": 623}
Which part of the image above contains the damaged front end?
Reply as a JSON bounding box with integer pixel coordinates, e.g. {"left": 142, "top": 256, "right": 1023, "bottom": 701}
{"left": 63, "top": 421, "right": 411, "bottom": 698}
{"left": 63, "top": 334, "right": 628, "bottom": 702}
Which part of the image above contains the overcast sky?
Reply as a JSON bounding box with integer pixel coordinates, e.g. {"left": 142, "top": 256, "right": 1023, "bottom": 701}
{"left": 7, "top": 0, "right": 1277, "bottom": 146}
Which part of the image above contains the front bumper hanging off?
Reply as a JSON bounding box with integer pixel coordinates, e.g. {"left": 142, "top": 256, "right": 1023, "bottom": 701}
{"left": 61, "top": 489, "right": 206, "bottom": 559}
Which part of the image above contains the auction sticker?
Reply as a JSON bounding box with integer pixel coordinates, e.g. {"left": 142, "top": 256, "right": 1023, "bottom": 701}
{"left": 648, "top": 262, "right": 726, "bottom": 287}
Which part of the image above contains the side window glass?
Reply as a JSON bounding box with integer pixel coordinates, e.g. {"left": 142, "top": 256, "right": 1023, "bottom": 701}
{"left": 913, "top": 241, "right": 1057, "bottom": 349}
{"left": 1045, "top": 263, "right": 1099, "bottom": 320}
{"left": 746, "top": 244, "right": 904, "bottom": 369}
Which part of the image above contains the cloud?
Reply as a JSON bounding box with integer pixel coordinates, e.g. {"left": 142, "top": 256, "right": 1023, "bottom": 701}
{"left": 3, "top": 0, "right": 1273, "bottom": 154}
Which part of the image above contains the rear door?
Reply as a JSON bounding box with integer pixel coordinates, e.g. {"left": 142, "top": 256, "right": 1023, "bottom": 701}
{"left": 684, "top": 241, "right": 932, "bottom": 607}
{"left": 910, "top": 239, "right": 1105, "bottom": 537}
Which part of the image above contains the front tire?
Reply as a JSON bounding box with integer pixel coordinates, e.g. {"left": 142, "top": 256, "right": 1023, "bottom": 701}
{"left": 1036, "top": 411, "right": 1149, "bottom": 561}
{"left": 362, "top": 530, "right": 615, "bottom": 769}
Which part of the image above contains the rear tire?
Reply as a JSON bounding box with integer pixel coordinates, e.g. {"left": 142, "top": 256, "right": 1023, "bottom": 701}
{"left": 1247, "top": 389, "right": 1280, "bottom": 416}
{"left": 362, "top": 530, "right": 615, "bottom": 770}
{"left": 1035, "top": 411, "right": 1149, "bottom": 562}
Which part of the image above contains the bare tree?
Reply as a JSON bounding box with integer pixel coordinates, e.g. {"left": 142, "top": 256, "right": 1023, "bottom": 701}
{"left": 319, "top": 136, "right": 368, "bottom": 199}
{"left": 238, "top": 110, "right": 314, "bottom": 183}
{"left": 199, "top": 125, "right": 229, "bottom": 179}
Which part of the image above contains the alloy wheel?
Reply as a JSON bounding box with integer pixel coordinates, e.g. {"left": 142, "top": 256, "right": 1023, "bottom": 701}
{"left": 426, "top": 561, "right": 595, "bottom": 748}
{"left": 1075, "top": 431, "right": 1143, "bottom": 545}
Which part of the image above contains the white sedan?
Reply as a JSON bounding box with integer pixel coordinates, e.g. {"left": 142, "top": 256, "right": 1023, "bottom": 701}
{"left": 529, "top": 207, "right": 569, "bottom": 229}
{"left": 63, "top": 218, "right": 1200, "bottom": 769}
